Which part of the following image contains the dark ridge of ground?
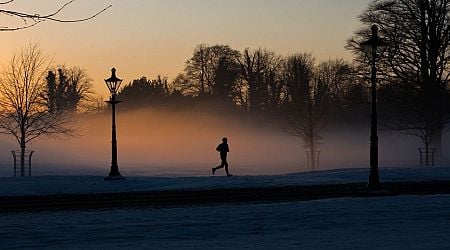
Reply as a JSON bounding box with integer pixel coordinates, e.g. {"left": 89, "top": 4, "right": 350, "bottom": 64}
{"left": 1, "top": 181, "right": 450, "bottom": 212}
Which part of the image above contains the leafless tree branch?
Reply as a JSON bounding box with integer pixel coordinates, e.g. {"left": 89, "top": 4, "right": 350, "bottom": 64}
{"left": 0, "top": 0, "right": 112, "bottom": 31}
{"left": 0, "top": 43, "right": 75, "bottom": 171}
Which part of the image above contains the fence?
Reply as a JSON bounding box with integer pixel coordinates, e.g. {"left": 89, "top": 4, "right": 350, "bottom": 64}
{"left": 418, "top": 148, "right": 435, "bottom": 166}
{"left": 306, "top": 150, "right": 320, "bottom": 171}
{"left": 11, "top": 150, "right": 34, "bottom": 177}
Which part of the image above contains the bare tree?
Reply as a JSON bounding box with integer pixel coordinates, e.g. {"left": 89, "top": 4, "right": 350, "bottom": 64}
{"left": 0, "top": 0, "right": 111, "bottom": 31}
{"left": 0, "top": 44, "right": 74, "bottom": 176}
{"left": 213, "top": 55, "right": 241, "bottom": 104}
{"left": 184, "top": 44, "right": 240, "bottom": 98}
{"left": 316, "top": 59, "right": 355, "bottom": 105}
{"left": 284, "top": 54, "right": 332, "bottom": 171}
{"left": 238, "top": 48, "right": 284, "bottom": 113}
{"left": 348, "top": 0, "right": 450, "bottom": 164}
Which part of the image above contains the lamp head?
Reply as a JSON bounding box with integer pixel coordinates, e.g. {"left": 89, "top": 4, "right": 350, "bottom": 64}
{"left": 360, "top": 25, "right": 387, "bottom": 62}
{"left": 104, "top": 68, "right": 123, "bottom": 95}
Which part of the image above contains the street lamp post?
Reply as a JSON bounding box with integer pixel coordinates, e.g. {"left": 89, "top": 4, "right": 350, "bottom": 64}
{"left": 361, "top": 25, "right": 386, "bottom": 190}
{"left": 104, "top": 68, "right": 125, "bottom": 180}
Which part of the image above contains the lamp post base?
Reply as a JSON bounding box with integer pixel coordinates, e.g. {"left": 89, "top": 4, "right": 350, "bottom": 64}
{"left": 366, "top": 181, "right": 381, "bottom": 191}
{"left": 104, "top": 175, "right": 125, "bottom": 181}
{"left": 366, "top": 176, "right": 382, "bottom": 192}
{"left": 367, "top": 167, "right": 381, "bottom": 191}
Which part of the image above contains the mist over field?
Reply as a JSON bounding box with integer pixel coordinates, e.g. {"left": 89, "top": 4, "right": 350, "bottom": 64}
{"left": 0, "top": 107, "right": 437, "bottom": 177}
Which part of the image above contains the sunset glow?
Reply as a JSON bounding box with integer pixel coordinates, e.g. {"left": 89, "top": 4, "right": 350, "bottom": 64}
{"left": 0, "top": 0, "right": 370, "bottom": 94}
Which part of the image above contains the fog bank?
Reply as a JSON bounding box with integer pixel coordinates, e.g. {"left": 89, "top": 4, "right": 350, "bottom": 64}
{"left": 0, "top": 107, "right": 444, "bottom": 177}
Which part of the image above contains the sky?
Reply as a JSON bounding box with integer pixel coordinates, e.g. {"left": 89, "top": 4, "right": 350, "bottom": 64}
{"left": 0, "top": 0, "right": 372, "bottom": 96}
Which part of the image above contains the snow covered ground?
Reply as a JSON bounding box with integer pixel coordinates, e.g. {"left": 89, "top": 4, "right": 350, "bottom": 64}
{"left": 0, "top": 166, "right": 449, "bottom": 197}
{"left": 1, "top": 195, "right": 449, "bottom": 249}
{"left": 1, "top": 167, "right": 450, "bottom": 249}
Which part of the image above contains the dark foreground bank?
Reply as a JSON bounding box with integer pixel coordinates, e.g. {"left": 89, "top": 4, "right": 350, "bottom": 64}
{"left": 1, "top": 180, "right": 450, "bottom": 212}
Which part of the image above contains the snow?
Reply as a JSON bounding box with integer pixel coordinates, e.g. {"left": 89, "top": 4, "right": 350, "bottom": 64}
{"left": 1, "top": 195, "right": 449, "bottom": 249}
{"left": 0, "top": 166, "right": 450, "bottom": 197}
{"left": 1, "top": 167, "right": 450, "bottom": 249}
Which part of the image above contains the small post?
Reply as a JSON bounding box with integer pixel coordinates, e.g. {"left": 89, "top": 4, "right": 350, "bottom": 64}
{"left": 29, "top": 151, "right": 34, "bottom": 176}
{"left": 317, "top": 151, "right": 321, "bottom": 170}
{"left": 11, "top": 151, "right": 16, "bottom": 177}
{"left": 306, "top": 151, "right": 310, "bottom": 171}
{"left": 418, "top": 148, "right": 423, "bottom": 166}
{"left": 431, "top": 149, "right": 435, "bottom": 166}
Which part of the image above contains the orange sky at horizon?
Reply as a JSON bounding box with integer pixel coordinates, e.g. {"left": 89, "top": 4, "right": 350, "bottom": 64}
{"left": 0, "top": 0, "right": 371, "bottom": 96}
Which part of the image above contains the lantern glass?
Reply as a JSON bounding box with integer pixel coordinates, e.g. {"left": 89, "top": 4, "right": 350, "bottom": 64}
{"left": 360, "top": 25, "right": 387, "bottom": 63}
{"left": 104, "top": 68, "right": 123, "bottom": 94}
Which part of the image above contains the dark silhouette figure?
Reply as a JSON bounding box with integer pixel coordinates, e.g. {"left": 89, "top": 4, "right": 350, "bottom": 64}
{"left": 212, "top": 137, "right": 232, "bottom": 177}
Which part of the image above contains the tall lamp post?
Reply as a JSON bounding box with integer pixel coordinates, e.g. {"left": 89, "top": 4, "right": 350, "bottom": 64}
{"left": 361, "top": 25, "right": 386, "bottom": 190}
{"left": 104, "top": 68, "right": 125, "bottom": 180}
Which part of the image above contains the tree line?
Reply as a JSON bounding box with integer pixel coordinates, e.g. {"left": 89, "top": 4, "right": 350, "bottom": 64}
{"left": 133, "top": 45, "right": 364, "bottom": 119}
{"left": 0, "top": 0, "right": 448, "bottom": 173}
{"left": 115, "top": 45, "right": 368, "bottom": 171}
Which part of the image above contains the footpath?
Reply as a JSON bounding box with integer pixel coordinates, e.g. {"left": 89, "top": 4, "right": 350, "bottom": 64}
{"left": 1, "top": 180, "right": 450, "bottom": 212}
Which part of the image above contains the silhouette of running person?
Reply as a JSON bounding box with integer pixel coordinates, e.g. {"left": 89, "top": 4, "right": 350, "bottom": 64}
{"left": 212, "top": 137, "right": 232, "bottom": 177}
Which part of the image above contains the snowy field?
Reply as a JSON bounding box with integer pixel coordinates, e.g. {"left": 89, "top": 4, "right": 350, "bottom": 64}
{"left": 1, "top": 195, "right": 449, "bottom": 249}
{"left": 0, "top": 167, "right": 450, "bottom": 249}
